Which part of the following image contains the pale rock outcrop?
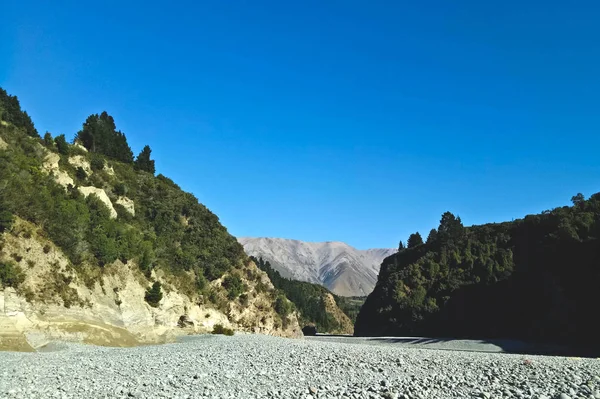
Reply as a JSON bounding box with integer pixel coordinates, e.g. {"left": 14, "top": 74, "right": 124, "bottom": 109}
{"left": 73, "top": 142, "right": 88, "bottom": 152}
{"left": 0, "top": 219, "right": 301, "bottom": 351}
{"left": 104, "top": 165, "right": 115, "bottom": 176}
{"left": 68, "top": 155, "right": 92, "bottom": 174}
{"left": 115, "top": 196, "right": 135, "bottom": 216}
{"left": 0, "top": 136, "right": 7, "bottom": 150}
{"left": 78, "top": 186, "right": 118, "bottom": 219}
{"left": 42, "top": 152, "right": 74, "bottom": 188}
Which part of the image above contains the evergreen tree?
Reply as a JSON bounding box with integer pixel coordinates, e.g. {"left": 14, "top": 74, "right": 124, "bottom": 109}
{"left": 54, "top": 134, "right": 70, "bottom": 155}
{"left": 426, "top": 228, "right": 438, "bottom": 244}
{"left": 134, "top": 145, "right": 156, "bottom": 174}
{"left": 145, "top": 282, "right": 163, "bottom": 307}
{"left": 75, "top": 112, "right": 133, "bottom": 163}
{"left": 438, "top": 212, "right": 464, "bottom": 244}
{"left": 407, "top": 232, "right": 424, "bottom": 248}
{"left": 0, "top": 87, "right": 38, "bottom": 137}
{"left": 43, "top": 132, "right": 54, "bottom": 147}
{"left": 571, "top": 193, "right": 585, "bottom": 207}
{"left": 398, "top": 240, "right": 405, "bottom": 251}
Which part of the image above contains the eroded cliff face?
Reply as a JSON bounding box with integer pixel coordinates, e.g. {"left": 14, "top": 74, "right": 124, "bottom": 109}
{"left": 0, "top": 220, "right": 301, "bottom": 351}
{"left": 322, "top": 293, "right": 354, "bottom": 335}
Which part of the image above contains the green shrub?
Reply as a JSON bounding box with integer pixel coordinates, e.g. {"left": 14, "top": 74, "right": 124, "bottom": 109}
{"left": 113, "top": 182, "right": 127, "bottom": 196}
{"left": 144, "top": 281, "right": 163, "bottom": 307}
{"left": 0, "top": 210, "right": 13, "bottom": 233}
{"left": 75, "top": 167, "right": 87, "bottom": 181}
{"left": 0, "top": 261, "right": 25, "bottom": 288}
{"left": 274, "top": 294, "right": 293, "bottom": 318}
{"left": 211, "top": 324, "right": 234, "bottom": 336}
{"left": 222, "top": 274, "right": 245, "bottom": 300}
{"left": 90, "top": 155, "right": 105, "bottom": 171}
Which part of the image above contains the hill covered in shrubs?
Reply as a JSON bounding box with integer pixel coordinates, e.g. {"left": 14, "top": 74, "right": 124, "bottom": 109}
{"left": 355, "top": 195, "right": 600, "bottom": 353}
{"left": 253, "top": 256, "right": 356, "bottom": 334}
{"left": 0, "top": 87, "right": 300, "bottom": 345}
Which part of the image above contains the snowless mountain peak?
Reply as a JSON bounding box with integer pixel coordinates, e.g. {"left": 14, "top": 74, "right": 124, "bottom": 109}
{"left": 238, "top": 237, "right": 396, "bottom": 297}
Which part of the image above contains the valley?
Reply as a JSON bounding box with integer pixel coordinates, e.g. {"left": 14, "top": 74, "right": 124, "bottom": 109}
{"left": 239, "top": 237, "right": 395, "bottom": 296}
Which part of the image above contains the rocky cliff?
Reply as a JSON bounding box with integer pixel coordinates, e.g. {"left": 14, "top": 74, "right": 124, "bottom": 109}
{"left": 0, "top": 90, "right": 302, "bottom": 351}
{"left": 0, "top": 219, "right": 301, "bottom": 351}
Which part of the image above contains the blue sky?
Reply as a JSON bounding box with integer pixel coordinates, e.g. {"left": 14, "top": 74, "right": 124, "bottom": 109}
{"left": 1, "top": 1, "right": 599, "bottom": 249}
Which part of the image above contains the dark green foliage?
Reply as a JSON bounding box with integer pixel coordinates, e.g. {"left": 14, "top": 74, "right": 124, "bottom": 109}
{"left": 113, "top": 182, "right": 127, "bottom": 196}
{"left": 398, "top": 240, "right": 405, "bottom": 251}
{"left": 0, "top": 88, "right": 38, "bottom": 137}
{"left": 222, "top": 274, "right": 246, "bottom": 300}
{"left": 134, "top": 145, "right": 155, "bottom": 174}
{"left": 0, "top": 210, "right": 14, "bottom": 233}
{"left": 426, "top": 228, "right": 438, "bottom": 244}
{"left": 212, "top": 323, "right": 234, "bottom": 336}
{"left": 572, "top": 193, "right": 585, "bottom": 207}
{"left": 355, "top": 197, "right": 600, "bottom": 353}
{"left": 54, "top": 134, "right": 69, "bottom": 155}
{"left": 75, "top": 167, "right": 87, "bottom": 181}
{"left": 145, "top": 282, "right": 163, "bottom": 307}
{"left": 75, "top": 112, "right": 133, "bottom": 163}
{"left": 0, "top": 96, "right": 245, "bottom": 286}
{"left": 0, "top": 261, "right": 25, "bottom": 288}
{"left": 90, "top": 154, "right": 105, "bottom": 171}
{"left": 407, "top": 232, "right": 423, "bottom": 248}
{"left": 43, "top": 132, "right": 54, "bottom": 147}
{"left": 253, "top": 256, "right": 351, "bottom": 332}
{"left": 274, "top": 294, "right": 293, "bottom": 317}
{"left": 334, "top": 296, "right": 366, "bottom": 324}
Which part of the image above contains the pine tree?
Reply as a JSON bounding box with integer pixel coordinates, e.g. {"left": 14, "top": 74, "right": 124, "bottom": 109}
{"left": 75, "top": 112, "right": 133, "bottom": 163}
{"left": 134, "top": 145, "right": 156, "bottom": 174}
{"left": 43, "top": 132, "right": 54, "bottom": 147}
{"left": 426, "top": 228, "right": 438, "bottom": 244}
{"left": 407, "top": 232, "right": 424, "bottom": 248}
{"left": 54, "top": 134, "right": 70, "bottom": 155}
{"left": 145, "top": 282, "right": 163, "bottom": 307}
{"left": 398, "top": 240, "right": 405, "bottom": 251}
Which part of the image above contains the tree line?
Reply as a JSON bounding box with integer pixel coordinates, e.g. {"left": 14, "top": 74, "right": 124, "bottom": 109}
{"left": 356, "top": 194, "right": 600, "bottom": 354}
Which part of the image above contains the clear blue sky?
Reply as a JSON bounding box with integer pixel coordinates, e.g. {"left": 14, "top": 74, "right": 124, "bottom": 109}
{"left": 2, "top": 1, "right": 599, "bottom": 249}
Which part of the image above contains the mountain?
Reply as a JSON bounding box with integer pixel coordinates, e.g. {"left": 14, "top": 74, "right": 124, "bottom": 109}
{"left": 0, "top": 88, "right": 301, "bottom": 350}
{"left": 252, "top": 256, "right": 355, "bottom": 334}
{"left": 238, "top": 237, "right": 396, "bottom": 296}
{"left": 355, "top": 199, "right": 600, "bottom": 354}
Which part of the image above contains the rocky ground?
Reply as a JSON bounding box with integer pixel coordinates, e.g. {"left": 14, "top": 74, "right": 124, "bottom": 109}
{"left": 1, "top": 334, "right": 599, "bottom": 399}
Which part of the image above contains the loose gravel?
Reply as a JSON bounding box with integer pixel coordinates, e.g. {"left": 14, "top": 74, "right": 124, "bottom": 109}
{"left": 1, "top": 334, "right": 599, "bottom": 399}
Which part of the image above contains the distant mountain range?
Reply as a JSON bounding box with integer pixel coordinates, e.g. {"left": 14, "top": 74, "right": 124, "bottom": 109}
{"left": 238, "top": 237, "right": 396, "bottom": 296}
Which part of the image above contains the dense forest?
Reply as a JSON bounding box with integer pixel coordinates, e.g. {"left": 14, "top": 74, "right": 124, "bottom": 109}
{"left": 252, "top": 256, "right": 358, "bottom": 333}
{"left": 0, "top": 87, "right": 259, "bottom": 308}
{"left": 355, "top": 196, "right": 600, "bottom": 353}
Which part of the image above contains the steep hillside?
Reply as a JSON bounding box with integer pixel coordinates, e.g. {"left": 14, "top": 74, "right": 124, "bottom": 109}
{"left": 239, "top": 237, "right": 396, "bottom": 296}
{"left": 253, "top": 256, "right": 354, "bottom": 334}
{"left": 355, "top": 197, "right": 600, "bottom": 353}
{"left": 0, "top": 89, "right": 301, "bottom": 350}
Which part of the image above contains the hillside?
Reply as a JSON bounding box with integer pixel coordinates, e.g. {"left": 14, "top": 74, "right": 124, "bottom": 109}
{"left": 0, "top": 88, "right": 301, "bottom": 350}
{"left": 239, "top": 237, "right": 396, "bottom": 296}
{"left": 355, "top": 197, "right": 600, "bottom": 353}
{"left": 252, "top": 256, "right": 355, "bottom": 334}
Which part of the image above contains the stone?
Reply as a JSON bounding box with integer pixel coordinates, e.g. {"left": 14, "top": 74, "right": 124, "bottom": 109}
{"left": 78, "top": 186, "right": 118, "bottom": 219}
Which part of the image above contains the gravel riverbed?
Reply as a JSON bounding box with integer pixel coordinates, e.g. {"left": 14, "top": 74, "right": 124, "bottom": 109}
{"left": 1, "top": 334, "right": 599, "bottom": 399}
